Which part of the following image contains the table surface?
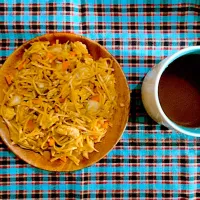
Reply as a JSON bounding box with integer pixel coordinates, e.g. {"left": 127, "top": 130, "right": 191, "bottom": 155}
{"left": 0, "top": 0, "right": 200, "bottom": 199}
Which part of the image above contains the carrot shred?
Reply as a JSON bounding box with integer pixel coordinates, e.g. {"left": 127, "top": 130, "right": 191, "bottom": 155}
{"left": 60, "top": 156, "right": 67, "bottom": 162}
{"left": 62, "top": 61, "right": 69, "bottom": 71}
{"left": 48, "top": 138, "right": 55, "bottom": 147}
{"left": 5, "top": 74, "right": 13, "bottom": 85}
{"left": 47, "top": 52, "right": 54, "bottom": 59}
{"left": 32, "top": 99, "right": 42, "bottom": 104}
{"left": 18, "top": 64, "right": 24, "bottom": 70}
{"left": 90, "top": 136, "right": 98, "bottom": 140}
{"left": 69, "top": 51, "right": 76, "bottom": 56}
{"left": 18, "top": 59, "right": 29, "bottom": 70}
{"left": 50, "top": 57, "right": 57, "bottom": 63}
{"left": 59, "top": 98, "right": 65, "bottom": 103}
{"left": 102, "top": 121, "right": 109, "bottom": 129}
{"left": 27, "top": 120, "right": 35, "bottom": 131}
{"left": 54, "top": 105, "right": 59, "bottom": 112}
{"left": 90, "top": 95, "right": 100, "bottom": 102}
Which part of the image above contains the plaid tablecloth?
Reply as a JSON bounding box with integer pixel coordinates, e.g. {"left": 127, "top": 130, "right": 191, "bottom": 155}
{"left": 0, "top": 0, "right": 200, "bottom": 199}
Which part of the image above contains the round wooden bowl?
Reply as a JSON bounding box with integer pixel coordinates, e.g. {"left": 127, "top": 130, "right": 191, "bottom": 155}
{"left": 0, "top": 33, "right": 130, "bottom": 171}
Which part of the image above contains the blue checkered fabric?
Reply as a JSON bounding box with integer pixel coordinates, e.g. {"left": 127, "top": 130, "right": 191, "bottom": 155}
{"left": 0, "top": 0, "right": 200, "bottom": 199}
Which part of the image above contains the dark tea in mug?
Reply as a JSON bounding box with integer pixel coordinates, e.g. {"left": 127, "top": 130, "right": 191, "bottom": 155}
{"left": 158, "top": 54, "right": 200, "bottom": 128}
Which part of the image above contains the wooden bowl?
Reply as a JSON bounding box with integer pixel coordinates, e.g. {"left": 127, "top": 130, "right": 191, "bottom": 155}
{"left": 0, "top": 33, "right": 130, "bottom": 171}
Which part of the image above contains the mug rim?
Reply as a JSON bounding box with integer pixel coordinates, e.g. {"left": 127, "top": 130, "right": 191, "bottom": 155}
{"left": 154, "top": 46, "right": 200, "bottom": 137}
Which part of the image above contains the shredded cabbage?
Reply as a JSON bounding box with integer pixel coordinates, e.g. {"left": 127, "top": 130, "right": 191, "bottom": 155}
{"left": 1, "top": 40, "right": 117, "bottom": 165}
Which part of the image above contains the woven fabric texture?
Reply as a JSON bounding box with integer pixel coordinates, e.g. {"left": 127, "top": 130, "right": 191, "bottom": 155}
{"left": 0, "top": 0, "right": 200, "bottom": 199}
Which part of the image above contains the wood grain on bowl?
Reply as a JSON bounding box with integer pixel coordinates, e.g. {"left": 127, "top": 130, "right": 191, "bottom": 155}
{"left": 0, "top": 33, "right": 130, "bottom": 171}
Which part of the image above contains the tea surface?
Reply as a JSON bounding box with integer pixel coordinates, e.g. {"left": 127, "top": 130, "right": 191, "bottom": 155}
{"left": 158, "top": 54, "right": 200, "bottom": 127}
